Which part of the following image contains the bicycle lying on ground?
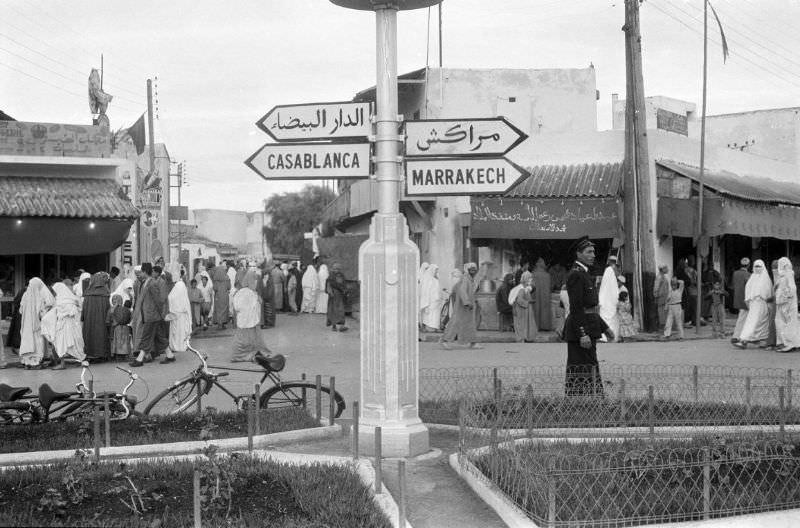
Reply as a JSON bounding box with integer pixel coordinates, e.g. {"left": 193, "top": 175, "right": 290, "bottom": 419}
{"left": 0, "top": 362, "right": 140, "bottom": 424}
{"left": 142, "top": 340, "right": 346, "bottom": 418}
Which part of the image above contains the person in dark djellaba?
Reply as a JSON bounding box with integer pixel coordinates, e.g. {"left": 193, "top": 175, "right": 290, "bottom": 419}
{"left": 563, "top": 236, "right": 615, "bottom": 396}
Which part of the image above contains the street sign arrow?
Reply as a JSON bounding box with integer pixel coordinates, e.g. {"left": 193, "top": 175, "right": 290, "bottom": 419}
{"left": 256, "top": 101, "right": 372, "bottom": 142}
{"left": 405, "top": 157, "right": 529, "bottom": 196}
{"left": 245, "top": 142, "right": 371, "bottom": 180}
{"left": 405, "top": 117, "right": 527, "bottom": 157}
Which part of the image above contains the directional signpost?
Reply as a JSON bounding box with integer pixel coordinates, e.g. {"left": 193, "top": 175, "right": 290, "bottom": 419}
{"left": 404, "top": 116, "right": 529, "bottom": 196}
{"left": 245, "top": 142, "right": 371, "bottom": 180}
{"left": 246, "top": 101, "right": 373, "bottom": 181}
{"left": 257, "top": 101, "right": 371, "bottom": 142}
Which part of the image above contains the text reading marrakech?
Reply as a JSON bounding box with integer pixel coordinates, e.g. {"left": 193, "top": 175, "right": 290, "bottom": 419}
{"left": 411, "top": 167, "right": 506, "bottom": 186}
{"left": 267, "top": 151, "right": 361, "bottom": 170}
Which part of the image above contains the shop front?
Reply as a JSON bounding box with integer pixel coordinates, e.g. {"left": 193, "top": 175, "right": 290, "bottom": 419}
{"left": 468, "top": 162, "right": 624, "bottom": 330}
{"left": 656, "top": 160, "right": 800, "bottom": 291}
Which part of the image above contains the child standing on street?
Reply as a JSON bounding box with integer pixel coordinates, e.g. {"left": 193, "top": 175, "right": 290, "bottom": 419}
{"left": 188, "top": 279, "right": 203, "bottom": 331}
{"left": 706, "top": 280, "right": 728, "bottom": 338}
{"left": 617, "top": 291, "right": 636, "bottom": 341}
{"left": 107, "top": 294, "right": 132, "bottom": 360}
{"left": 663, "top": 278, "right": 685, "bottom": 340}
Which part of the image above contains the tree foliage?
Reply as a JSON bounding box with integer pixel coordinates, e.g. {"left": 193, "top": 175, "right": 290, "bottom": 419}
{"left": 263, "top": 185, "right": 336, "bottom": 255}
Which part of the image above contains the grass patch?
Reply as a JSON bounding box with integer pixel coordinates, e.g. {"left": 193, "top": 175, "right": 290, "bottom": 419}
{"left": 421, "top": 395, "right": 800, "bottom": 428}
{"left": 0, "top": 408, "right": 319, "bottom": 454}
{"left": 0, "top": 450, "right": 391, "bottom": 527}
{"left": 471, "top": 436, "right": 800, "bottom": 526}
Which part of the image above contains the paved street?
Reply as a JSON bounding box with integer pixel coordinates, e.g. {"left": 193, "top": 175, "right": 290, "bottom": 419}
{"left": 3, "top": 311, "right": 798, "bottom": 414}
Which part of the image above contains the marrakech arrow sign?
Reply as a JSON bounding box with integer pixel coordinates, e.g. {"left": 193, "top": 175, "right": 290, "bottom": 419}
{"left": 256, "top": 101, "right": 371, "bottom": 142}
{"left": 405, "top": 117, "right": 527, "bottom": 157}
{"left": 245, "top": 142, "right": 371, "bottom": 180}
{"left": 405, "top": 157, "right": 529, "bottom": 196}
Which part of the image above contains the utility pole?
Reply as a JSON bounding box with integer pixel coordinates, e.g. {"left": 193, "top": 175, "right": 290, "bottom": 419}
{"left": 695, "top": 0, "right": 709, "bottom": 333}
{"left": 623, "top": 0, "right": 657, "bottom": 330}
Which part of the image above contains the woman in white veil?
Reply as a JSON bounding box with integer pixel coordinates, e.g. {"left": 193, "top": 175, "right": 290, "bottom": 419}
{"left": 598, "top": 260, "right": 620, "bottom": 342}
{"left": 775, "top": 257, "right": 800, "bottom": 352}
{"left": 735, "top": 259, "right": 773, "bottom": 348}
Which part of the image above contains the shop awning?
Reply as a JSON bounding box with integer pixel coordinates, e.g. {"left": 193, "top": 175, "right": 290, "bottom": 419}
{"left": 657, "top": 160, "right": 800, "bottom": 206}
{"left": 471, "top": 162, "right": 623, "bottom": 239}
{"left": 656, "top": 161, "right": 800, "bottom": 241}
{"left": 0, "top": 176, "right": 139, "bottom": 255}
{"left": 0, "top": 176, "right": 140, "bottom": 219}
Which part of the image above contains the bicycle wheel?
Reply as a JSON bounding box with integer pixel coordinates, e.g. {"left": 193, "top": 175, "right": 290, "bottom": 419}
{"left": 143, "top": 377, "right": 208, "bottom": 416}
{"left": 260, "top": 382, "right": 346, "bottom": 419}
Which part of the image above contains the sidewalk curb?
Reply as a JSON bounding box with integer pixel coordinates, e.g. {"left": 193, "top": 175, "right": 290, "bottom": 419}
{"left": 0, "top": 424, "right": 342, "bottom": 467}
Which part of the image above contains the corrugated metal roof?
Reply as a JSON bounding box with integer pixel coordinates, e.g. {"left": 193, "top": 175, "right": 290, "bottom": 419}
{"left": 0, "top": 176, "right": 140, "bottom": 219}
{"left": 505, "top": 162, "right": 622, "bottom": 198}
{"left": 657, "top": 160, "right": 800, "bottom": 206}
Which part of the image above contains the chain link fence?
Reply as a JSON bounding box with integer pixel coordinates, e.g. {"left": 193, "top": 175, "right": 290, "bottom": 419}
{"left": 420, "top": 364, "right": 796, "bottom": 430}
{"left": 444, "top": 363, "right": 800, "bottom": 526}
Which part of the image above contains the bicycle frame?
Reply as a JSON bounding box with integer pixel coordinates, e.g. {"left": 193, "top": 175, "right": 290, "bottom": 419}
{"left": 42, "top": 364, "right": 139, "bottom": 422}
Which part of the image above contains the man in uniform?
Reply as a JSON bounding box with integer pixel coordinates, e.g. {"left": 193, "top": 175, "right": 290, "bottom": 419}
{"left": 564, "top": 236, "right": 615, "bottom": 396}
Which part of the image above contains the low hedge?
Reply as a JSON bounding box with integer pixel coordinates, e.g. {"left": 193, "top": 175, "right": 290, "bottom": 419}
{"left": 0, "top": 408, "right": 319, "bottom": 454}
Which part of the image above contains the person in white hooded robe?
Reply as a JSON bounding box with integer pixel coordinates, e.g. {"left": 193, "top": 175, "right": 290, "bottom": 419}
{"left": 19, "top": 277, "right": 55, "bottom": 368}
{"left": 167, "top": 271, "right": 192, "bottom": 353}
{"left": 315, "top": 263, "right": 330, "bottom": 314}
{"left": 734, "top": 259, "right": 773, "bottom": 348}
{"left": 598, "top": 257, "right": 620, "bottom": 342}
{"left": 774, "top": 257, "right": 800, "bottom": 352}
{"left": 47, "top": 282, "right": 86, "bottom": 368}
{"left": 420, "top": 264, "right": 444, "bottom": 332}
{"left": 301, "top": 263, "right": 319, "bottom": 313}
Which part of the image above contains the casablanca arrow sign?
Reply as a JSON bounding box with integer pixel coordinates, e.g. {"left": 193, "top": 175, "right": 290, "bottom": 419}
{"left": 245, "top": 142, "right": 371, "bottom": 180}
{"left": 256, "top": 101, "right": 372, "bottom": 142}
{"left": 405, "top": 117, "right": 527, "bottom": 157}
{"left": 405, "top": 157, "right": 529, "bottom": 197}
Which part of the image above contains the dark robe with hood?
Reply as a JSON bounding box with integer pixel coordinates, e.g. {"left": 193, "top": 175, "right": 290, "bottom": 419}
{"left": 82, "top": 272, "right": 110, "bottom": 361}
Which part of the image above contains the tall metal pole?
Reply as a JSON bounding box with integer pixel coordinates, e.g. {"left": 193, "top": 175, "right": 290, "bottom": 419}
{"left": 695, "top": 1, "right": 709, "bottom": 333}
{"left": 331, "top": 0, "right": 438, "bottom": 458}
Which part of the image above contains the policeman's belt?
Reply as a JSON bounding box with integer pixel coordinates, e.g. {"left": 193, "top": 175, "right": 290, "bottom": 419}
{"left": 583, "top": 307, "right": 599, "bottom": 314}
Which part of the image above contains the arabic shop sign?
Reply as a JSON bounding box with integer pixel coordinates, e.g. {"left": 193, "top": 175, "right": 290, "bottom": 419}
{"left": 405, "top": 117, "right": 527, "bottom": 157}
{"left": 470, "top": 197, "right": 621, "bottom": 240}
{"left": 405, "top": 158, "right": 529, "bottom": 196}
{"left": 257, "top": 101, "right": 371, "bottom": 142}
{"left": 245, "top": 142, "right": 371, "bottom": 180}
{"left": 0, "top": 121, "right": 112, "bottom": 157}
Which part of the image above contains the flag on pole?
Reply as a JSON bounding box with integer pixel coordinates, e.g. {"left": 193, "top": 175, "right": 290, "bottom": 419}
{"left": 707, "top": 0, "right": 729, "bottom": 63}
{"left": 128, "top": 113, "right": 147, "bottom": 155}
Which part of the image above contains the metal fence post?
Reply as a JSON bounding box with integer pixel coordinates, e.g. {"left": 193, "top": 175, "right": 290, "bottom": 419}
{"left": 787, "top": 369, "right": 793, "bottom": 410}
{"left": 648, "top": 385, "right": 655, "bottom": 437}
{"left": 547, "top": 458, "right": 556, "bottom": 527}
{"left": 254, "top": 383, "right": 261, "bottom": 436}
{"left": 703, "top": 447, "right": 711, "bottom": 520}
{"left": 692, "top": 365, "right": 699, "bottom": 403}
{"left": 398, "top": 459, "right": 407, "bottom": 528}
{"left": 196, "top": 381, "right": 202, "bottom": 414}
{"left": 779, "top": 386, "right": 786, "bottom": 443}
{"left": 458, "top": 398, "right": 466, "bottom": 456}
{"left": 193, "top": 468, "right": 201, "bottom": 528}
{"left": 247, "top": 401, "right": 254, "bottom": 452}
{"left": 315, "top": 374, "right": 322, "bottom": 422}
{"left": 619, "top": 378, "right": 627, "bottom": 426}
{"left": 329, "top": 376, "right": 336, "bottom": 426}
{"left": 526, "top": 384, "right": 534, "bottom": 438}
{"left": 103, "top": 394, "right": 111, "bottom": 448}
{"left": 93, "top": 403, "right": 101, "bottom": 462}
{"left": 353, "top": 401, "right": 360, "bottom": 460}
{"left": 591, "top": 365, "right": 598, "bottom": 397}
{"left": 492, "top": 367, "right": 498, "bottom": 397}
{"left": 745, "top": 376, "right": 752, "bottom": 424}
{"left": 301, "top": 373, "right": 307, "bottom": 409}
{"left": 374, "top": 426, "right": 382, "bottom": 494}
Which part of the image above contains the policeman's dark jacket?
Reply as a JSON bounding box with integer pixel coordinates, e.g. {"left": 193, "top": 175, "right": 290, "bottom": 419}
{"left": 564, "top": 260, "right": 609, "bottom": 341}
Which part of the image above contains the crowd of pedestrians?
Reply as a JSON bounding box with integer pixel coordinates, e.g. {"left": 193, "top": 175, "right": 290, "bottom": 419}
{"left": 2, "top": 256, "right": 351, "bottom": 370}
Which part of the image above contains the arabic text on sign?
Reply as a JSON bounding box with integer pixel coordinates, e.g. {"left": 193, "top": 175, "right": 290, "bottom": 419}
{"left": 267, "top": 151, "right": 362, "bottom": 171}
{"left": 472, "top": 203, "right": 618, "bottom": 227}
{"left": 415, "top": 124, "right": 501, "bottom": 153}
{"left": 273, "top": 107, "right": 366, "bottom": 135}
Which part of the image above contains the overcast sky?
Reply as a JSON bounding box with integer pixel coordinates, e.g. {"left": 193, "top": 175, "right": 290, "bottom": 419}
{"left": 2, "top": 0, "right": 799, "bottom": 211}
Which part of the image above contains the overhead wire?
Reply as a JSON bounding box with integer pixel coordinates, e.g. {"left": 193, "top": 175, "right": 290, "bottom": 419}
{"left": 648, "top": 0, "right": 800, "bottom": 91}
{"left": 672, "top": 0, "right": 800, "bottom": 72}
{"left": 2, "top": 2, "right": 149, "bottom": 101}
{"left": 719, "top": 0, "right": 800, "bottom": 51}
